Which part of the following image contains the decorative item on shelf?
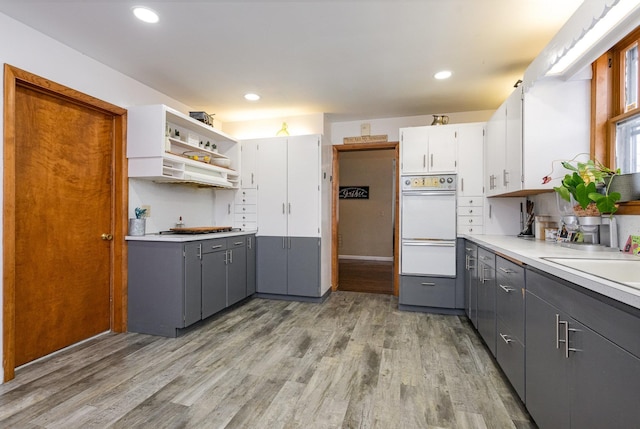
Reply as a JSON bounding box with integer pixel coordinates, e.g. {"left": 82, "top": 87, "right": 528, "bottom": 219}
{"left": 276, "top": 122, "right": 290, "bottom": 136}
{"left": 343, "top": 135, "right": 388, "bottom": 144}
{"left": 210, "top": 142, "right": 217, "bottom": 153}
{"left": 129, "top": 207, "right": 147, "bottom": 236}
{"left": 189, "top": 111, "right": 214, "bottom": 127}
{"left": 431, "top": 115, "right": 449, "bottom": 126}
{"left": 542, "top": 153, "right": 621, "bottom": 216}
{"left": 182, "top": 151, "right": 211, "bottom": 163}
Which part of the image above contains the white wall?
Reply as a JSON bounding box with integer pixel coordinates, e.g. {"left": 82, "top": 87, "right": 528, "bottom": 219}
{"left": 224, "top": 113, "right": 325, "bottom": 139}
{"left": 0, "top": 12, "right": 226, "bottom": 381}
{"left": 330, "top": 111, "right": 494, "bottom": 145}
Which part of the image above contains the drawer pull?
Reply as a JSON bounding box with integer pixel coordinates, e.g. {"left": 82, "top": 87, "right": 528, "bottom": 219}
{"left": 499, "top": 284, "right": 514, "bottom": 293}
{"left": 420, "top": 282, "right": 436, "bottom": 286}
{"left": 211, "top": 245, "right": 223, "bottom": 249}
{"left": 498, "top": 267, "right": 515, "bottom": 274}
{"left": 234, "top": 241, "right": 243, "bottom": 246}
{"left": 499, "top": 333, "right": 513, "bottom": 344}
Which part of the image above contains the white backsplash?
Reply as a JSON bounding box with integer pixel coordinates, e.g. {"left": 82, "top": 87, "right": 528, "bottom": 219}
{"left": 529, "top": 192, "right": 640, "bottom": 249}
{"left": 129, "top": 179, "right": 218, "bottom": 233}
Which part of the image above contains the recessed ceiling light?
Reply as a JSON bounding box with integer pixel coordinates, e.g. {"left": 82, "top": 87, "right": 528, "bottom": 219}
{"left": 132, "top": 6, "right": 159, "bottom": 24}
{"left": 244, "top": 93, "right": 260, "bottom": 101}
{"left": 434, "top": 70, "right": 452, "bottom": 80}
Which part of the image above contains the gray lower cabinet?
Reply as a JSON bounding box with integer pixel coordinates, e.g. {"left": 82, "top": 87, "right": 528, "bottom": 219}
{"left": 201, "top": 238, "right": 227, "bottom": 319}
{"left": 463, "top": 241, "right": 478, "bottom": 327}
{"left": 399, "top": 275, "right": 456, "bottom": 308}
{"left": 526, "top": 268, "right": 640, "bottom": 428}
{"left": 128, "top": 234, "right": 251, "bottom": 337}
{"left": 495, "top": 255, "right": 525, "bottom": 401}
{"left": 246, "top": 234, "right": 256, "bottom": 295}
{"left": 227, "top": 237, "right": 247, "bottom": 306}
{"left": 477, "top": 247, "right": 496, "bottom": 356}
{"left": 256, "top": 236, "right": 320, "bottom": 297}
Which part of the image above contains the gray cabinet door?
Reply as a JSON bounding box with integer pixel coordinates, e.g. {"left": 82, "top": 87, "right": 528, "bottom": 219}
{"left": 183, "top": 242, "right": 202, "bottom": 327}
{"left": 569, "top": 318, "right": 640, "bottom": 428}
{"left": 246, "top": 234, "right": 256, "bottom": 295}
{"left": 477, "top": 258, "right": 496, "bottom": 356}
{"left": 464, "top": 242, "right": 478, "bottom": 327}
{"left": 287, "top": 237, "right": 320, "bottom": 297}
{"left": 256, "top": 236, "right": 288, "bottom": 294}
{"left": 525, "top": 290, "right": 570, "bottom": 429}
{"left": 201, "top": 249, "right": 226, "bottom": 319}
{"left": 227, "top": 243, "right": 247, "bottom": 306}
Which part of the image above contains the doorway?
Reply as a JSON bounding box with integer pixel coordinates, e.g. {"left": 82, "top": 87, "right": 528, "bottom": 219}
{"left": 3, "top": 65, "right": 128, "bottom": 381}
{"left": 331, "top": 143, "right": 399, "bottom": 295}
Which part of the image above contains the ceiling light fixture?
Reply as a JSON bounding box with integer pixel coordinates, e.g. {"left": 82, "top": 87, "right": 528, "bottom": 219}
{"left": 434, "top": 70, "right": 452, "bottom": 80}
{"left": 546, "top": 1, "right": 640, "bottom": 76}
{"left": 132, "top": 6, "right": 159, "bottom": 24}
{"left": 244, "top": 93, "right": 261, "bottom": 101}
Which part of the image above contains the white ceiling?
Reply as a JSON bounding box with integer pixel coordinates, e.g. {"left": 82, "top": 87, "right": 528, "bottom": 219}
{"left": 0, "top": 0, "right": 583, "bottom": 123}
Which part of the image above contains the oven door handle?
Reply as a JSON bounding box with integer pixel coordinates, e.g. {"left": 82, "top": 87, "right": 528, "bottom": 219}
{"left": 402, "top": 191, "right": 456, "bottom": 197}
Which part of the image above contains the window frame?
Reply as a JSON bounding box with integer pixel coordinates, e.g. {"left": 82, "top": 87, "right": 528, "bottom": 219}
{"left": 592, "top": 25, "right": 640, "bottom": 214}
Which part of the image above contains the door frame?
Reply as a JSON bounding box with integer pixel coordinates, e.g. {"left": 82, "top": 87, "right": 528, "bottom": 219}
{"left": 331, "top": 142, "right": 400, "bottom": 296}
{"left": 3, "top": 64, "right": 128, "bottom": 381}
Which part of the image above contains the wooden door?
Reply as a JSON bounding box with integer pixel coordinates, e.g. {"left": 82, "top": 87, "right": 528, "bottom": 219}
{"left": 4, "top": 65, "right": 128, "bottom": 380}
{"left": 14, "top": 85, "right": 112, "bottom": 366}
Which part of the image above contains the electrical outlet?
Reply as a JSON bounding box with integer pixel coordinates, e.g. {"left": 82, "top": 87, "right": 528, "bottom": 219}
{"left": 141, "top": 205, "right": 151, "bottom": 217}
{"left": 360, "top": 123, "right": 371, "bottom": 136}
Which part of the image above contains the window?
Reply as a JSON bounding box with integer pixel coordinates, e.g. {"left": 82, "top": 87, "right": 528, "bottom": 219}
{"left": 592, "top": 26, "right": 640, "bottom": 213}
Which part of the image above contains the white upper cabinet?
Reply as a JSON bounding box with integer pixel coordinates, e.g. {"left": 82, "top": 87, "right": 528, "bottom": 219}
{"left": 127, "top": 104, "right": 239, "bottom": 188}
{"left": 257, "top": 135, "right": 321, "bottom": 238}
{"left": 240, "top": 139, "right": 258, "bottom": 189}
{"left": 485, "top": 77, "right": 589, "bottom": 196}
{"left": 400, "top": 125, "right": 457, "bottom": 174}
{"left": 456, "top": 122, "right": 485, "bottom": 197}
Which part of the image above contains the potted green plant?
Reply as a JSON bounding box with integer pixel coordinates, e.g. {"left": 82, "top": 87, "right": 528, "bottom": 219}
{"left": 542, "top": 155, "right": 621, "bottom": 216}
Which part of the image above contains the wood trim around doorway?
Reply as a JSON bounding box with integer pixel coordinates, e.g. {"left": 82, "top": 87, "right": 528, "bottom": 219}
{"left": 331, "top": 142, "right": 400, "bottom": 296}
{"left": 3, "top": 64, "right": 128, "bottom": 381}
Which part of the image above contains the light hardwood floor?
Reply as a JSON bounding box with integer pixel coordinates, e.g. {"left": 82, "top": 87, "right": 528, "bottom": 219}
{"left": 0, "top": 292, "right": 535, "bottom": 428}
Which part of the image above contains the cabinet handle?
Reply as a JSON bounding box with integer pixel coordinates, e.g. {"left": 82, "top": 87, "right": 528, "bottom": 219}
{"left": 211, "top": 245, "right": 223, "bottom": 249}
{"left": 468, "top": 209, "right": 473, "bottom": 214}
{"left": 420, "top": 282, "right": 436, "bottom": 286}
{"left": 499, "top": 333, "right": 513, "bottom": 344}
{"left": 469, "top": 199, "right": 474, "bottom": 204}
{"left": 282, "top": 237, "right": 286, "bottom": 249}
{"left": 234, "top": 241, "right": 243, "bottom": 246}
{"left": 468, "top": 219, "right": 473, "bottom": 223}
{"left": 423, "top": 154, "right": 426, "bottom": 168}
{"left": 282, "top": 203, "right": 285, "bottom": 214}
{"left": 228, "top": 203, "right": 231, "bottom": 215}
{"left": 430, "top": 154, "right": 434, "bottom": 168}
{"left": 248, "top": 236, "right": 252, "bottom": 249}
{"left": 197, "top": 244, "right": 202, "bottom": 260}
{"left": 461, "top": 178, "right": 464, "bottom": 192}
{"left": 288, "top": 203, "right": 291, "bottom": 214}
{"left": 498, "top": 267, "right": 515, "bottom": 274}
{"left": 499, "top": 284, "right": 514, "bottom": 293}
{"left": 465, "top": 247, "right": 473, "bottom": 251}
{"left": 556, "top": 314, "right": 568, "bottom": 352}
{"left": 503, "top": 169, "right": 509, "bottom": 186}
{"left": 567, "top": 327, "right": 580, "bottom": 357}
{"left": 251, "top": 172, "right": 254, "bottom": 185}
{"left": 229, "top": 249, "right": 233, "bottom": 264}
{"left": 489, "top": 204, "right": 492, "bottom": 219}
{"left": 288, "top": 237, "right": 292, "bottom": 249}
{"left": 465, "top": 254, "right": 469, "bottom": 270}
{"left": 224, "top": 250, "right": 228, "bottom": 265}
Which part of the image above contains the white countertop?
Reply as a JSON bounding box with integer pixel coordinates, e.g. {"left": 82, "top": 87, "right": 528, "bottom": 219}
{"left": 465, "top": 235, "right": 640, "bottom": 310}
{"left": 126, "top": 229, "right": 257, "bottom": 242}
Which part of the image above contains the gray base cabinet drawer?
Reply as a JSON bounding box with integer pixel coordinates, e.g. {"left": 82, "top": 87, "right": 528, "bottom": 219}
{"left": 400, "top": 275, "right": 456, "bottom": 308}
{"left": 496, "top": 318, "right": 525, "bottom": 402}
{"left": 496, "top": 256, "right": 525, "bottom": 342}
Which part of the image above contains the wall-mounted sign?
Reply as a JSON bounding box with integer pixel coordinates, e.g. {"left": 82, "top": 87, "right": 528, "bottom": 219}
{"left": 339, "top": 186, "right": 369, "bottom": 199}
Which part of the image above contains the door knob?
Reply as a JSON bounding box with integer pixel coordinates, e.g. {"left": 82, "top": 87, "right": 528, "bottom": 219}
{"left": 101, "top": 233, "right": 113, "bottom": 241}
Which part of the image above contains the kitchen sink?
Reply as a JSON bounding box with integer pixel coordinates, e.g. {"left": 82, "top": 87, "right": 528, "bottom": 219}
{"left": 543, "top": 257, "right": 640, "bottom": 289}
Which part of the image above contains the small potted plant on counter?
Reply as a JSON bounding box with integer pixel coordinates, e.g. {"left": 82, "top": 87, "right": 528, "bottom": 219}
{"left": 542, "top": 154, "right": 621, "bottom": 216}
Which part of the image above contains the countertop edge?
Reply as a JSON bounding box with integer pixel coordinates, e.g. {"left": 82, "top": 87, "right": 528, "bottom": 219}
{"left": 463, "top": 234, "right": 640, "bottom": 310}
{"left": 125, "top": 230, "right": 257, "bottom": 242}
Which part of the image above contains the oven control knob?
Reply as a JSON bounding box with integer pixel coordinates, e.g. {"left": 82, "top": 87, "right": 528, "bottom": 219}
{"left": 404, "top": 179, "right": 411, "bottom": 186}
{"left": 446, "top": 177, "right": 453, "bottom": 183}
{"left": 439, "top": 177, "right": 445, "bottom": 184}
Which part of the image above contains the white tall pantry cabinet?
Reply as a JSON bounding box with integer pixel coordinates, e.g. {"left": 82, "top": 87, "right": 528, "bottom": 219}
{"left": 242, "top": 134, "right": 329, "bottom": 299}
